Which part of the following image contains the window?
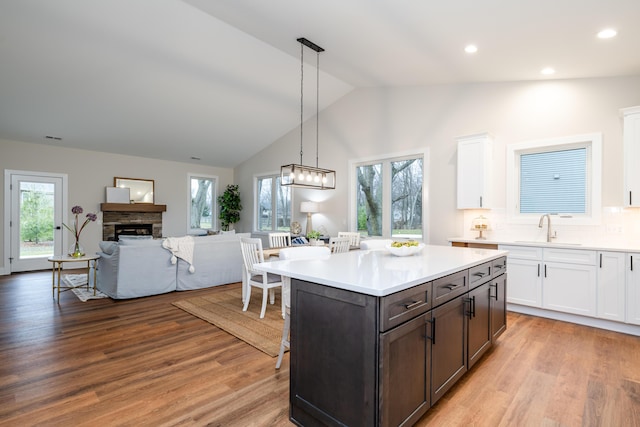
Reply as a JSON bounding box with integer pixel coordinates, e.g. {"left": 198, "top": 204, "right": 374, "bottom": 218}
{"left": 507, "top": 133, "right": 602, "bottom": 225}
{"left": 256, "top": 174, "right": 291, "bottom": 232}
{"left": 188, "top": 174, "right": 217, "bottom": 233}
{"left": 351, "top": 151, "right": 426, "bottom": 240}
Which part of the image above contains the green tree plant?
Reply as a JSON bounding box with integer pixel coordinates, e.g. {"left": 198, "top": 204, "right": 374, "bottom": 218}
{"left": 217, "top": 184, "right": 242, "bottom": 231}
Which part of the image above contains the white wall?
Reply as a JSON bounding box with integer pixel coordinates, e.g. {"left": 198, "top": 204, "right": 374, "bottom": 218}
{"left": 0, "top": 138, "right": 234, "bottom": 272}
{"left": 235, "top": 75, "right": 640, "bottom": 244}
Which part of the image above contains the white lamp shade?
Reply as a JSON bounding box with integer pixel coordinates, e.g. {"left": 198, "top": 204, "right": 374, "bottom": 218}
{"left": 300, "top": 201, "right": 319, "bottom": 213}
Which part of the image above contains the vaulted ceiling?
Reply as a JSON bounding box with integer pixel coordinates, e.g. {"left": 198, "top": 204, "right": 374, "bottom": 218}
{"left": 1, "top": 0, "right": 638, "bottom": 167}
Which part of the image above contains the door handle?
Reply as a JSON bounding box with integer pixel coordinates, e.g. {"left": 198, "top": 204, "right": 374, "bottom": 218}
{"left": 425, "top": 317, "right": 436, "bottom": 345}
{"left": 55, "top": 226, "right": 61, "bottom": 230}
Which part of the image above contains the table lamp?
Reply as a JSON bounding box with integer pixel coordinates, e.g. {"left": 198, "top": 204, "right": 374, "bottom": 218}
{"left": 300, "top": 201, "right": 319, "bottom": 236}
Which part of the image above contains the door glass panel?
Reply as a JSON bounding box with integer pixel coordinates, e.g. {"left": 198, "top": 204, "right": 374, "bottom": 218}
{"left": 391, "top": 158, "right": 423, "bottom": 239}
{"left": 274, "top": 177, "right": 291, "bottom": 231}
{"left": 19, "top": 181, "right": 55, "bottom": 259}
{"left": 356, "top": 163, "right": 382, "bottom": 237}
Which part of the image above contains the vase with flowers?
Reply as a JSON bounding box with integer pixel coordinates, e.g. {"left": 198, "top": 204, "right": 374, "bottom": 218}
{"left": 63, "top": 205, "right": 97, "bottom": 258}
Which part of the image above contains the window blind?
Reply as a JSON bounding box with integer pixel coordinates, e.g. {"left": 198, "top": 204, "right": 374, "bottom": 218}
{"left": 520, "top": 148, "right": 586, "bottom": 214}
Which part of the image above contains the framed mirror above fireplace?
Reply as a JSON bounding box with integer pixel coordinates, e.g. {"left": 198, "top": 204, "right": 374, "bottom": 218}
{"left": 114, "top": 177, "right": 154, "bottom": 203}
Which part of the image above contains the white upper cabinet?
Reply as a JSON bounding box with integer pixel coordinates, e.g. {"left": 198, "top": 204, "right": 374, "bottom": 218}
{"left": 622, "top": 106, "right": 640, "bottom": 207}
{"left": 457, "top": 133, "right": 493, "bottom": 209}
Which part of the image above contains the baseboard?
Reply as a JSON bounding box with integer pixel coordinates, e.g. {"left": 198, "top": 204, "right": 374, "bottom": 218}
{"left": 507, "top": 303, "right": 640, "bottom": 337}
{"left": 0, "top": 266, "right": 9, "bottom": 276}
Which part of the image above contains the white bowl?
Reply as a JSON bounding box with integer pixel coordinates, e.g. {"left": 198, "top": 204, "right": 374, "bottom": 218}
{"left": 385, "top": 243, "right": 425, "bottom": 257}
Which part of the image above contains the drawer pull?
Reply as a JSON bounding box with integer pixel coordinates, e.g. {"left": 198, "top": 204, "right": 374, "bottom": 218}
{"left": 444, "top": 283, "right": 462, "bottom": 291}
{"left": 494, "top": 264, "right": 504, "bottom": 270}
{"left": 473, "top": 272, "right": 487, "bottom": 278}
{"left": 403, "top": 300, "right": 423, "bottom": 310}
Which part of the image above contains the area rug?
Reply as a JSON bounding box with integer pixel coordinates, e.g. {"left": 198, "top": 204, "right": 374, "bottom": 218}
{"left": 62, "top": 274, "right": 109, "bottom": 302}
{"left": 173, "top": 287, "right": 285, "bottom": 357}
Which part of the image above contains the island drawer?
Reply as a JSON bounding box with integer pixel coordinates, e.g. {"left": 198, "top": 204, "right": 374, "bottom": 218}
{"left": 492, "top": 257, "right": 507, "bottom": 277}
{"left": 432, "top": 270, "right": 468, "bottom": 307}
{"left": 469, "top": 261, "right": 492, "bottom": 289}
{"left": 380, "top": 282, "right": 431, "bottom": 332}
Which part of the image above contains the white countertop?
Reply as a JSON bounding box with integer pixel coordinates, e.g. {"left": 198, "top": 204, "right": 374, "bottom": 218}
{"left": 449, "top": 237, "right": 640, "bottom": 252}
{"left": 254, "top": 244, "right": 508, "bottom": 297}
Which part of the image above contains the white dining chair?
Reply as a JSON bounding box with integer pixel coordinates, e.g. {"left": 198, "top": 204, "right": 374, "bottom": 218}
{"left": 240, "top": 237, "right": 284, "bottom": 319}
{"left": 360, "top": 239, "right": 394, "bottom": 251}
{"left": 329, "top": 236, "right": 351, "bottom": 254}
{"left": 268, "top": 232, "right": 292, "bottom": 248}
{"left": 338, "top": 231, "right": 361, "bottom": 247}
{"left": 276, "top": 246, "right": 331, "bottom": 369}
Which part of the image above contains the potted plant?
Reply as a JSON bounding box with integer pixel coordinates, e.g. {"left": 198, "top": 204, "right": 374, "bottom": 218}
{"left": 307, "top": 229, "right": 321, "bottom": 245}
{"left": 217, "top": 185, "right": 242, "bottom": 231}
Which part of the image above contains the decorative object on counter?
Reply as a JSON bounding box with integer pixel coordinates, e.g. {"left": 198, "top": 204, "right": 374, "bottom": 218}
{"left": 300, "top": 201, "right": 319, "bottom": 236}
{"left": 217, "top": 184, "right": 242, "bottom": 231}
{"left": 306, "top": 229, "right": 321, "bottom": 245}
{"left": 114, "top": 177, "right": 154, "bottom": 203}
{"left": 290, "top": 221, "right": 302, "bottom": 235}
{"left": 386, "top": 240, "right": 425, "bottom": 256}
{"left": 280, "top": 38, "right": 336, "bottom": 190}
{"left": 471, "top": 214, "right": 490, "bottom": 240}
{"left": 63, "top": 205, "right": 97, "bottom": 257}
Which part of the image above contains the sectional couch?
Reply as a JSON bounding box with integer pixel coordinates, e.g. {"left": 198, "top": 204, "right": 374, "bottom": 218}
{"left": 96, "top": 233, "right": 249, "bottom": 299}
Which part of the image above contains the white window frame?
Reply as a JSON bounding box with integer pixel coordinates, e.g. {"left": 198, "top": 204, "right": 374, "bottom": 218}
{"left": 253, "top": 171, "right": 294, "bottom": 234}
{"left": 187, "top": 173, "right": 218, "bottom": 234}
{"left": 348, "top": 148, "right": 429, "bottom": 242}
{"left": 506, "top": 133, "right": 602, "bottom": 226}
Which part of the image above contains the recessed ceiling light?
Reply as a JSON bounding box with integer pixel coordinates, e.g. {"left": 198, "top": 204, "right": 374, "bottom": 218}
{"left": 541, "top": 67, "right": 555, "bottom": 75}
{"left": 597, "top": 28, "right": 617, "bottom": 39}
{"left": 464, "top": 44, "right": 478, "bottom": 54}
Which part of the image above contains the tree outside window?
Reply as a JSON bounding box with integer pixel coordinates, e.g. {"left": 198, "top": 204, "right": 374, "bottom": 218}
{"left": 189, "top": 175, "right": 217, "bottom": 232}
{"left": 257, "top": 175, "right": 291, "bottom": 232}
{"left": 356, "top": 155, "right": 424, "bottom": 239}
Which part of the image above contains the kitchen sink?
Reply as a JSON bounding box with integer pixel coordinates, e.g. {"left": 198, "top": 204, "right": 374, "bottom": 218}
{"left": 514, "top": 240, "right": 582, "bottom": 246}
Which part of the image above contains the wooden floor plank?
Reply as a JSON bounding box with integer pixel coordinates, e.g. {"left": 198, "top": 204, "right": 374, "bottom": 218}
{"left": 1, "top": 270, "right": 639, "bottom": 426}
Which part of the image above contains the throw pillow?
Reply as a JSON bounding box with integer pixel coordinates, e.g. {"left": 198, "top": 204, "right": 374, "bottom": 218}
{"left": 99, "top": 241, "right": 119, "bottom": 255}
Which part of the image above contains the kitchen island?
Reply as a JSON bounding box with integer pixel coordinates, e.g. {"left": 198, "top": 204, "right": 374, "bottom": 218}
{"left": 257, "top": 244, "right": 508, "bottom": 427}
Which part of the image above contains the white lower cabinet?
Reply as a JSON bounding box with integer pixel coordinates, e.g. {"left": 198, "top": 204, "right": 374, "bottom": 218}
{"left": 597, "top": 251, "right": 626, "bottom": 322}
{"left": 627, "top": 253, "right": 640, "bottom": 325}
{"left": 543, "top": 261, "right": 597, "bottom": 317}
{"left": 501, "top": 245, "right": 597, "bottom": 316}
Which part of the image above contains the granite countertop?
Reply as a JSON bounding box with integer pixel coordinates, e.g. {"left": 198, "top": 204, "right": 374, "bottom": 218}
{"left": 449, "top": 237, "right": 640, "bottom": 252}
{"left": 254, "top": 244, "right": 507, "bottom": 297}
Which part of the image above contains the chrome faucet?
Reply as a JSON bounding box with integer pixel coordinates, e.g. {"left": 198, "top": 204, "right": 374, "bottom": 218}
{"left": 538, "top": 214, "right": 556, "bottom": 242}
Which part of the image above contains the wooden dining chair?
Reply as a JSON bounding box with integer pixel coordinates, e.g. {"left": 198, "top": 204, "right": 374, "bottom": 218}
{"left": 240, "top": 237, "right": 284, "bottom": 319}
{"left": 276, "top": 246, "right": 331, "bottom": 369}
{"left": 329, "top": 236, "right": 351, "bottom": 254}
{"left": 268, "top": 232, "right": 292, "bottom": 248}
{"left": 338, "top": 231, "right": 361, "bottom": 247}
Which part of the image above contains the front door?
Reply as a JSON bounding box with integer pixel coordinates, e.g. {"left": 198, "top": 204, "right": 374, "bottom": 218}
{"left": 7, "top": 171, "right": 66, "bottom": 272}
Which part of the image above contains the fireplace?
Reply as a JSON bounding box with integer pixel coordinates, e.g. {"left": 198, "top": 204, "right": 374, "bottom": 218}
{"left": 101, "top": 203, "right": 166, "bottom": 241}
{"left": 114, "top": 224, "right": 153, "bottom": 240}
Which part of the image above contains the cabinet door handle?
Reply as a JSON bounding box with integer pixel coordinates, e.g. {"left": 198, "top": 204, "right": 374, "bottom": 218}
{"left": 544, "top": 264, "right": 547, "bottom": 278}
{"left": 490, "top": 282, "right": 498, "bottom": 300}
{"left": 537, "top": 264, "right": 540, "bottom": 277}
{"left": 630, "top": 191, "right": 633, "bottom": 206}
{"left": 632, "top": 255, "right": 634, "bottom": 272}
{"left": 480, "top": 196, "right": 483, "bottom": 208}
{"left": 425, "top": 317, "right": 436, "bottom": 345}
{"left": 472, "top": 296, "right": 476, "bottom": 318}
{"left": 403, "top": 300, "right": 423, "bottom": 310}
{"left": 599, "top": 253, "right": 603, "bottom": 268}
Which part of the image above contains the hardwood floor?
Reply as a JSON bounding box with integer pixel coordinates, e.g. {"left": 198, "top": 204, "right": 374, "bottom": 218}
{"left": 1, "top": 270, "right": 639, "bottom": 426}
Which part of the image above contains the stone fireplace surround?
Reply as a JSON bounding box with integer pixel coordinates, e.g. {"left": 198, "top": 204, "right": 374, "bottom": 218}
{"left": 101, "top": 203, "right": 166, "bottom": 241}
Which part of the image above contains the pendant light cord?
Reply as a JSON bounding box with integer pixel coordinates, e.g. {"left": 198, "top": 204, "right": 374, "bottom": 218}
{"left": 316, "top": 51, "right": 320, "bottom": 168}
{"left": 299, "top": 42, "right": 304, "bottom": 166}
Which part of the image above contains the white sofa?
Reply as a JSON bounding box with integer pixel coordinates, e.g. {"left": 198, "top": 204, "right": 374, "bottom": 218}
{"left": 96, "top": 233, "right": 249, "bottom": 299}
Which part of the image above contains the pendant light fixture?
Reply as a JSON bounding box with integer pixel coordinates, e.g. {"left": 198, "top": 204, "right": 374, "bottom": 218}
{"left": 281, "top": 37, "right": 336, "bottom": 190}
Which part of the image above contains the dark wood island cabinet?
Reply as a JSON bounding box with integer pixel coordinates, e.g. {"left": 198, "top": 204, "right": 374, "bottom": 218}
{"left": 257, "top": 246, "right": 508, "bottom": 426}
